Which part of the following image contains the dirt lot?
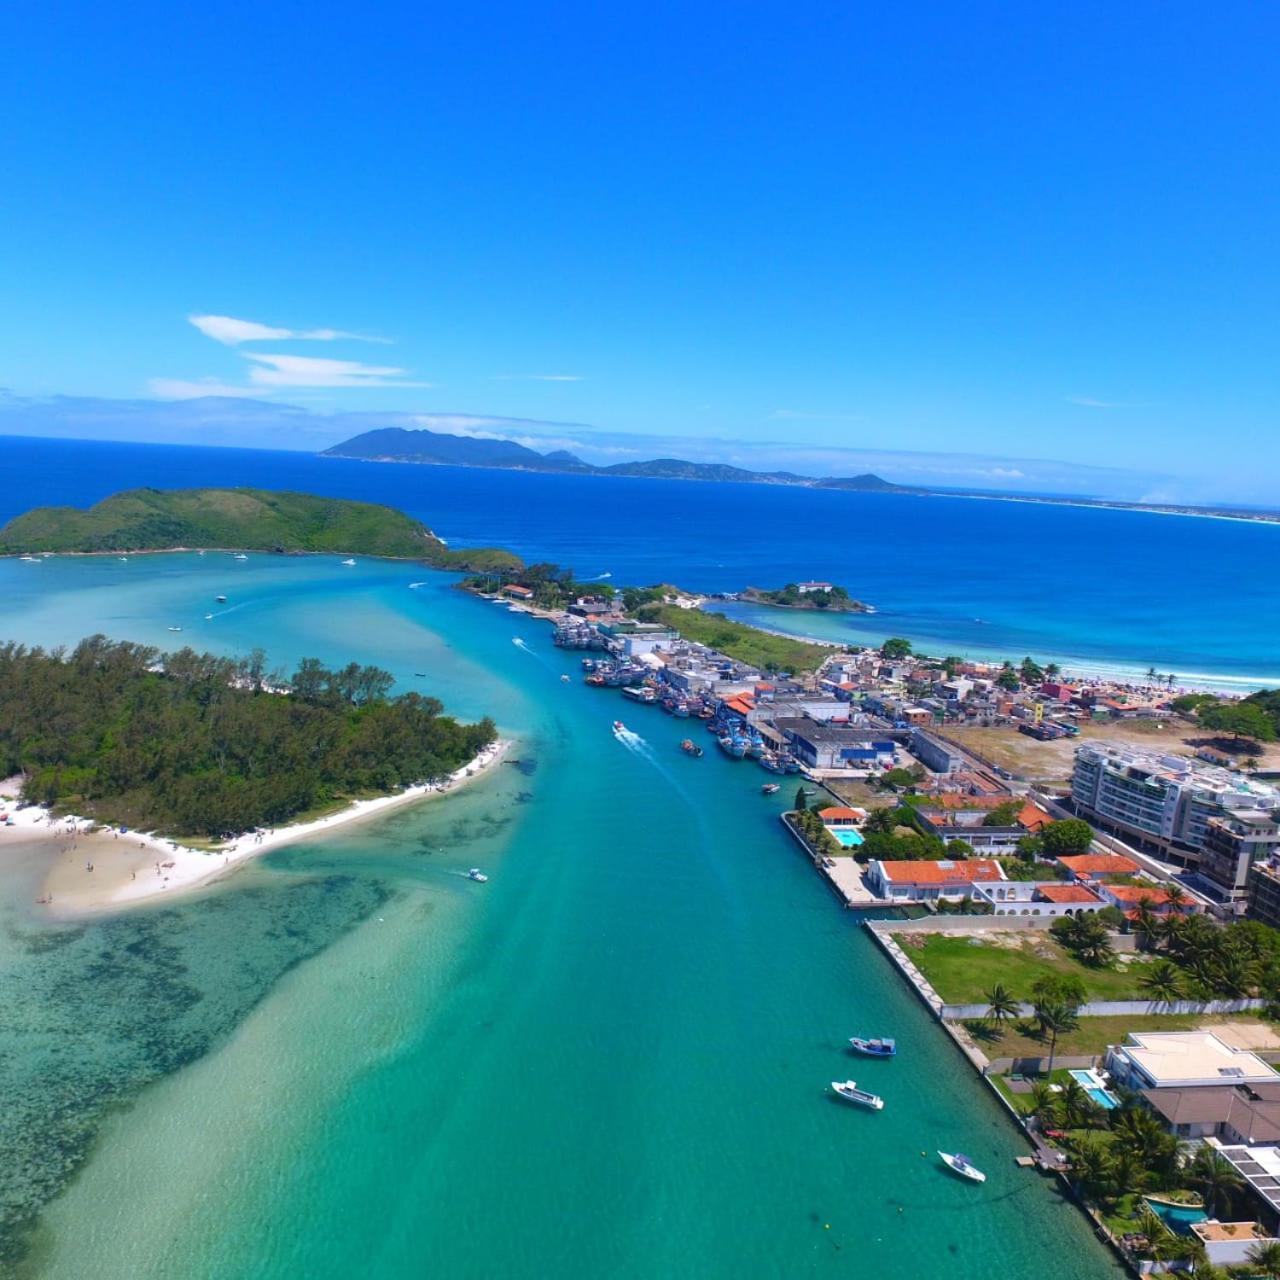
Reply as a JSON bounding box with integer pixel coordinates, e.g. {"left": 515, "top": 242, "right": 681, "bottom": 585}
{"left": 946, "top": 717, "right": 1280, "bottom": 785}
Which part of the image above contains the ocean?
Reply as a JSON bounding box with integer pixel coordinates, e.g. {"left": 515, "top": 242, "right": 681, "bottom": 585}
{"left": 1, "top": 433, "right": 1277, "bottom": 690}
{"left": 0, "top": 546, "right": 1125, "bottom": 1278}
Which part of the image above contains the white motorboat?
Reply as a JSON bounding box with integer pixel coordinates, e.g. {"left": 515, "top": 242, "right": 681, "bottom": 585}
{"left": 939, "top": 1151, "right": 986, "bottom": 1183}
{"left": 233, "top": 553, "right": 248, "bottom": 561}
{"left": 467, "top": 868, "right": 488, "bottom": 883}
{"left": 341, "top": 558, "right": 356, "bottom": 566}
{"left": 831, "top": 1080, "right": 884, "bottom": 1111}
{"left": 167, "top": 626, "right": 183, "bottom": 632}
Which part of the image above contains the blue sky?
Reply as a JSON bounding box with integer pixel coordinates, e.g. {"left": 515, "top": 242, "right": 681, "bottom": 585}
{"left": 2, "top": 3, "right": 1277, "bottom": 501}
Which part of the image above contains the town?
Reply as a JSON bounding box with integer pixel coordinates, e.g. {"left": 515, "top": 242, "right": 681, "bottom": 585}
{"left": 502, "top": 580, "right": 1280, "bottom": 1275}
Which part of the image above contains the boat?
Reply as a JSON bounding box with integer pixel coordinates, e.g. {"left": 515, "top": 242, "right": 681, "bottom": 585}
{"left": 582, "top": 658, "right": 597, "bottom": 671}
{"left": 233, "top": 554, "right": 248, "bottom": 561}
{"left": 560, "top": 674, "right": 570, "bottom": 683}
{"left": 341, "top": 558, "right": 356, "bottom": 566}
{"left": 18, "top": 555, "right": 40, "bottom": 563}
{"left": 680, "top": 739, "right": 703, "bottom": 758}
{"left": 167, "top": 626, "right": 183, "bottom": 632}
{"left": 467, "top": 868, "right": 488, "bottom": 883}
{"left": 831, "top": 1080, "right": 884, "bottom": 1111}
{"left": 849, "top": 1037, "right": 897, "bottom": 1058}
{"left": 717, "top": 735, "right": 747, "bottom": 759}
{"left": 204, "top": 613, "right": 213, "bottom": 620}
{"left": 118, "top": 556, "right": 128, "bottom": 562}
{"left": 760, "top": 754, "right": 784, "bottom": 774}
{"left": 215, "top": 595, "right": 227, "bottom": 603}
{"left": 612, "top": 720, "right": 627, "bottom": 734}
{"left": 761, "top": 783, "right": 781, "bottom": 795}
{"left": 939, "top": 1151, "right": 986, "bottom": 1183}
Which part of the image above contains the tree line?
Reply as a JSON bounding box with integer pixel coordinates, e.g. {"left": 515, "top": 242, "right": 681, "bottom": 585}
{"left": 0, "top": 636, "right": 496, "bottom": 837}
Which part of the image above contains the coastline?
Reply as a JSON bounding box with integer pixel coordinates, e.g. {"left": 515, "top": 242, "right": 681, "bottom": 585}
{"left": 1, "top": 738, "right": 510, "bottom": 918}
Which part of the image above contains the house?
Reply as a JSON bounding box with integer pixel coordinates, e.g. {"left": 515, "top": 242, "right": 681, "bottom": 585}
{"left": 1056, "top": 852, "right": 1141, "bottom": 882}
{"left": 972, "top": 880, "right": 1105, "bottom": 917}
{"left": 1017, "top": 800, "right": 1055, "bottom": 834}
{"left": 503, "top": 584, "right": 534, "bottom": 600}
{"left": 1105, "top": 1032, "right": 1279, "bottom": 1092}
{"left": 816, "top": 806, "right": 865, "bottom": 827}
{"left": 1143, "top": 1083, "right": 1280, "bottom": 1143}
{"left": 864, "top": 858, "right": 1005, "bottom": 903}
{"left": 1095, "top": 882, "right": 1195, "bottom": 915}
{"left": 796, "top": 581, "right": 834, "bottom": 594}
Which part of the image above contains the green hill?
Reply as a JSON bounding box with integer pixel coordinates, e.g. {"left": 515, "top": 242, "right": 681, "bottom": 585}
{"left": 0, "top": 487, "right": 522, "bottom": 572}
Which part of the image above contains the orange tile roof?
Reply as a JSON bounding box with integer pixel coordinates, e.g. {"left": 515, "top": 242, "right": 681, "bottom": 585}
{"left": 818, "top": 807, "right": 866, "bottom": 821}
{"left": 1103, "top": 883, "right": 1174, "bottom": 906}
{"left": 1017, "top": 801, "right": 1054, "bottom": 833}
{"left": 878, "top": 859, "right": 1004, "bottom": 884}
{"left": 1058, "top": 853, "right": 1139, "bottom": 877}
{"left": 1036, "top": 884, "right": 1103, "bottom": 904}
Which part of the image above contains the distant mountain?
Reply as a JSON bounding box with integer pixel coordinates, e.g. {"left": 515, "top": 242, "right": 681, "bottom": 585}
{"left": 323, "top": 427, "right": 915, "bottom": 492}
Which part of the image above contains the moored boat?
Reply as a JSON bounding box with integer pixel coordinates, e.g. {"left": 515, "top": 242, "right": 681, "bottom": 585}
{"left": 849, "top": 1037, "right": 897, "bottom": 1058}
{"left": 761, "top": 782, "right": 780, "bottom": 795}
{"left": 680, "top": 739, "right": 703, "bottom": 757}
{"left": 939, "top": 1151, "right": 985, "bottom": 1183}
{"left": 831, "top": 1080, "right": 884, "bottom": 1111}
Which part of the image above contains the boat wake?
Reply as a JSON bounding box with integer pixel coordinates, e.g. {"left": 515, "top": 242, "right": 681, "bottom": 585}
{"left": 612, "top": 725, "right": 650, "bottom": 755}
{"left": 512, "top": 637, "right": 535, "bottom": 654}
{"left": 587, "top": 571, "right": 612, "bottom": 581}
{"left": 408, "top": 581, "right": 429, "bottom": 589}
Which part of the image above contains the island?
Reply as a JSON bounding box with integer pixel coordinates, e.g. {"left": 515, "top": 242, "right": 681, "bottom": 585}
{"left": 0, "top": 636, "right": 497, "bottom": 840}
{"left": 322, "top": 425, "right": 914, "bottom": 492}
{"left": 739, "top": 583, "right": 869, "bottom": 612}
{"left": 0, "top": 486, "right": 522, "bottom": 574}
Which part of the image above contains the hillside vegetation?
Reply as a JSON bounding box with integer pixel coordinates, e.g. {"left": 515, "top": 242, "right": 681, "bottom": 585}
{"left": 0, "top": 637, "right": 496, "bottom": 837}
{"left": 639, "top": 605, "right": 831, "bottom": 673}
{"left": 0, "top": 487, "right": 522, "bottom": 572}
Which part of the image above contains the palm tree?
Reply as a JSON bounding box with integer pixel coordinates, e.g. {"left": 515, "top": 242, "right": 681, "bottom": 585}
{"left": 984, "top": 983, "right": 1020, "bottom": 1029}
{"left": 1187, "top": 1146, "right": 1243, "bottom": 1219}
{"left": 1136, "top": 1204, "right": 1176, "bottom": 1263}
{"left": 1247, "top": 1239, "right": 1280, "bottom": 1276}
{"left": 1166, "top": 672, "right": 1177, "bottom": 689}
{"left": 1245, "top": 756, "right": 1261, "bottom": 772}
{"left": 1146, "top": 666, "right": 1159, "bottom": 686}
{"left": 1045, "top": 662, "right": 1061, "bottom": 679}
{"left": 1034, "top": 1000, "right": 1079, "bottom": 1075}
{"left": 1131, "top": 899, "right": 1162, "bottom": 951}
{"left": 1140, "top": 959, "right": 1185, "bottom": 1009}
{"left": 1059, "top": 1078, "right": 1104, "bottom": 1130}
{"left": 1164, "top": 883, "right": 1189, "bottom": 912}
{"left": 1066, "top": 1133, "right": 1113, "bottom": 1196}
{"left": 1112, "top": 1107, "right": 1179, "bottom": 1182}
{"left": 1028, "top": 1080, "right": 1061, "bottom": 1130}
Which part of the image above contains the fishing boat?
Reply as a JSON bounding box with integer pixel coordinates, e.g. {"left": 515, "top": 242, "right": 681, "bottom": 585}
{"left": 939, "top": 1152, "right": 986, "bottom": 1183}
{"left": 760, "top": 754, "right": 784, "bottom": 774}
{"left": 680, "top": 739, "right": 703, "bottom": 758}
{"left": 761, "top": 783, "right": 780, "bottom": 795}
{"left": 831, "top": 1080, "right": 884, "bottom": 1111}
{"left": 467, "top": 868, "right": 488, "bottom": 883}
{"left": 582, "top": 658, "right": 596, "bottom": 671}
{"left": 849, "top": 1037, "right": 896, "bottom": 1058}
{"left": 782, "top": 756, "right": 802, "bottom": 773}
{"left": 673, "top": 700, "right": 690, "bottom": 718}
{"left": 718, "top": 735, "right": 747, "bottom": 759}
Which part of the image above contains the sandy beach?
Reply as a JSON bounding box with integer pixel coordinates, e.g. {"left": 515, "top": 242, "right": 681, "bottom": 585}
{"left": 0, "top": 738, "right": 509, "bottom": 918}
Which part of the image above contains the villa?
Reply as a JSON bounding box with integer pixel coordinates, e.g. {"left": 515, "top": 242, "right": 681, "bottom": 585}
{"left": 972, "top": 880, "right": 1105, "bottom": 917}
{"left": 1056, "top": 852, "right": 1141, "bottom": 882}
{"left": 864, "top": 857, "right": 1005, "bottom": 903}
{"left": 1105, "top": 1032, "right": 1279, "bottom": 1092}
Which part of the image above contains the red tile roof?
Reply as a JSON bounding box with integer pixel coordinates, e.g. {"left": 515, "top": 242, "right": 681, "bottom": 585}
{"left": 1057, "top": 853, "right": 1139, "bottom": 878}
{"left": 1102, "top": 883, "right": 1174, "bottom": 906}
{"left": 1016, "top": 801, "right": 1054, "bottom": 833}
{"left": 878, "top": 859, "right": 1005, "bottom": 885}
{"left": 1036, "top": 884, "right": 1103, "bottom": 904}
{"left": 818, "top": 807, "right": 866, "bottom": 822}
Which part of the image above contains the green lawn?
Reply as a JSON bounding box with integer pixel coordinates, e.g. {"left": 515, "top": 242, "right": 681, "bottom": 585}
{"left": 969, "top": 1013, "right": 1211, "bottom": 1061}
{"left": 897, "top": 932, "right": 1160, "bottom": 1003}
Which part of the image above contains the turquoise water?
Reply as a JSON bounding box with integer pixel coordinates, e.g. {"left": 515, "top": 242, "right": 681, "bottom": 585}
{"left": 0, "top": 554, "right": 1124, "bottom": 1277}
{"left": 1144, "top": 1197, "right": 1207, "bottom": 1232}
{"left": 1067, "top": 1069, "right": 1119, "bottom": 1110}
{"left": 831, "top": 828, "right": 865, "bottom": 848}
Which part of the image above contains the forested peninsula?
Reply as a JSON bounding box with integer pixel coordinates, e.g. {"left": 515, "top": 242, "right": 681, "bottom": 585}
{"left": 0, "top": 487, "right": 520, "bottom": 573}
{"left": 0, "top": 637, "right": 497, "bottom": 837}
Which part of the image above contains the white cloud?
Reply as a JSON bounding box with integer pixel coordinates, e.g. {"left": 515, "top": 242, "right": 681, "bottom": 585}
{"left": 189, "top": 314, "right": 390, "bottom": 346}
{"left": 242, "top": 353, "right": 430, "bottom": 389}
{"left": 1067, "top": 396, "right": 1141, "bottom": 409}
{"left": 148, "top": 377, "right": 265, "bottom": 400}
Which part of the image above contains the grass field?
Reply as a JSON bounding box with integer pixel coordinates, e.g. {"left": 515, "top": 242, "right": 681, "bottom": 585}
{"left": 646, "top": 605, "right": 832, "bottom": 673}
{"left": 897, "top": 931, "right": 1160, "bottom": 1003}
{"left": 970, "top": 1013, "right": 1214, "bottom": 1061}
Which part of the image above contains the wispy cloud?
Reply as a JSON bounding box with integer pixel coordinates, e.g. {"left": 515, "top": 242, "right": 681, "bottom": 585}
{"left": 148, "top": 377, "right": 265, "bottom": 400}
{"left": 189, "top": 314, "right": 390, "bottom": 346}
{"left": 1067, "top": 395, "right": 1142, "bottom": 409}
{"left": 242, "top": 353, "right": 431, "bottom": 390}
{"left": 771, "top": 408, "right": 863, "bottom": 423}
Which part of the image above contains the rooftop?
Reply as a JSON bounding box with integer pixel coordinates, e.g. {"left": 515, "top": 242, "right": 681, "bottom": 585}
{"left": 1035, "top": 884, "right": 1105, "bottom": 904}
{"left": 875, "top": 858, "right": 1005, "bottom": 885}
{"left": 1115, "top": 1032, "right": 1279, "bottom": 1089}
{"left": 1058, "top": 853, "right": 1140, "bottom": 878}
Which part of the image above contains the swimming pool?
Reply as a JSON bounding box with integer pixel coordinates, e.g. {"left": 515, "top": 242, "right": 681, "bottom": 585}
{"left": 1068, "top": 1068, "right": 1120, "bottom": 1109}
{"left": 829, "top": 828, "right": 864, "bottom": 848}
{"left": 1144, "top": 1197, "right": 1207, "bottom": 1233}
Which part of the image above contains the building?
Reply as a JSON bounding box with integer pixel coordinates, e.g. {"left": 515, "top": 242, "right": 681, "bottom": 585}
{"left": 816, "top": 806, "right": 865, "bottom": 827}
{"left": 597, "top": 620, "right": 680, "bottom": 658}
{"left": 503, "top": 584, "right": 534, "bottom": 600}
{"left": 796, "top": 581, "right": 834, "bottom": 594}
{"left": 971, "top": 880, "right": 1105, "bottom": 917}
{"left": 1056, "top": 852, "right": 1141, "bottom": 882}
{"left": 1071, "top": 742, "right": 1280, "bottom": 880}
{"left": 1249, "top": 860, "right": 1280, "bottom": 930}
{"left": 772, "top": 718, "right": 897, "bottom": 771}
{"left": 1215, "top": 1144, "right": 1280, "bottom": 1228}
{"left": 1105, "top": 1032, "right": 1279, "bottom": 1092}
{"left": 1202, "top": 812, "right": 1280, "bottom": 897}
{"left": 1095, "top": 882, "right": 1197, "bottom": 916}
{"left": 864, "top": 858, "right": 1005, "bottom": 903}
{"left": 1143, "top": 1083, "right": 1280, "bottom": 1144}
{"left": 909, "top": 729, "right": 966, "bottom": 774}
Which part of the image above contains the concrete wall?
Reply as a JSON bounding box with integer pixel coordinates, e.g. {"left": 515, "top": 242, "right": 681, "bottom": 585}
{"left": 941, "top": 996, "right": 1265, "bottom": 1021}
